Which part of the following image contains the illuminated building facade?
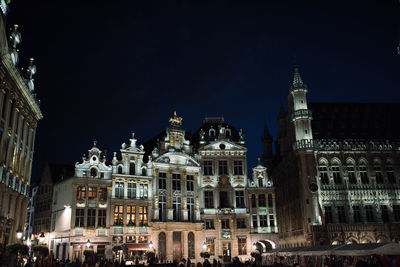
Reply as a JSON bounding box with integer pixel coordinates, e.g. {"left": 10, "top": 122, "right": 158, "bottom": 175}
{"left": 0, "top": 6, "right": 43, "bottom": 247}
{"left": 270, "top": 67, "right": 400, "bottom": 248}
{"left": 49, "top": 114, "right": 278, "bottom": 263}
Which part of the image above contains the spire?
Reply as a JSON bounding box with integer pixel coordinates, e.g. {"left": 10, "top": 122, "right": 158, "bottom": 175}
{"left": 292, "top": 66, "right": 307, "bottom": 89}
{"left": 263, "top": 119, "right": 271, "bottom": 136}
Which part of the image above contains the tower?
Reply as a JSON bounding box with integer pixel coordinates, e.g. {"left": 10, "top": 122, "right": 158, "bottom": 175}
{"left": 288, "top": 67, "right": 313, "bottom": 147}
{"left": 261, "top": 121, "right": 274, "bottom": 174}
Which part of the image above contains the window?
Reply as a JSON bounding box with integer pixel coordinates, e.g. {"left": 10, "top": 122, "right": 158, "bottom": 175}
{"left": 173, "top": 197, "right": 181, "bottom": 221}
{"left": 75, "top": 208, "right": 84, "bottom": 227}
{"left": 259, "top": 215, "right": 267, "bottom": 227}
{"left": 337, "top": 206, "right": 346, "bottom": 223}
{"left": 204, "top": 191, "right": 214, "bottom": 209}
{"left": 324, "top": 206, "right": 333, "bottom": 223}
{"left": 172, "top": 174, "right": 181, "bottom": 191}
{"left": 348, "top": 166, "right": 357, "bottom": 184}
{"left": 218, "top": 160, "right": 228, "bottom": 175}
{"left": 387, "top": 166, "right": 396, "bottom": 183}
{"left": 251, "top": 194, "right": 256, "bottom": 208}
{"left": 159, "top": 172, "right": 166, "bottom": 190}
{"left": 87, "top": 209, "right": 96, "bottom": 227}
{"left": 332, "top": 166, "right": 342, "bottom": 184}
{"left": 258, "top": 194, "right": 266, "bottom": 207}
{"left": 127, "top": 183, "right": 136, "bottom": 199}
{"left": 252, "top": 215, "right": 258, "bottom": 228}
{"left": 359, "top": 166, "right": 369, "bottom": 184}
{"left": 130, "top": 163, "right": 135, "bottom": 175}
{"left": 126, "top": 206, "right": 136, "bottom": 226}
{"left": 139, "top": 206, "right": 147, "bottom": 226}
{"left": 99, "top": 188, "right": 107, "bottom": 201}
{"left": 205, "top": 220, "right": 214, "bottom": 229}
{"left": 258, "top": 177, "right": 263, "bottom": 187}
{"left": 235, "top": 191, "right": 245, "bottom": 208}
{"left": 221, "top": 219, "right": 230, "bottom": 229}
{"left": 138, "top": 236, "right": 148, "bottom": 243}
{"left": 206, "top": 238, "right": 215, "bottom": 255}
{"left": 159, "top": 195, "right": 166, "bottom": 222}
{"left": 118, "top": 166, "right": 123, "bottom": 174}
{"left": 268, "top": 194, "right": 273, "bottom": 208}
{"left": 187, "top": 197, "right": 195, "bottom": 222}
{"left": 374, "top": 166, "right": 383, "bottom": 184}
{"left": 203, "top": 161, "right": 213, "bottom": 175}
{"left": 393, "top": 205, "right": 400, "bottom": 221}
{"left": 139, "top": 184, "right": 148, "bottom": 199}
{"left": 114, "top": 205, "right": 123, "bottom": 225}
{"left": 234, "top": 161, "right": 243, "bottom": 175}
{"left": 365, "top": 205, "right": 374, "bottom": 222}
{"left": 98, "top": 209, "right": 106, "bottom": 227}
{"left": 236, "top": 218, "right": 246, "bottom": 229}
{"left": 238, "top": 237, "right": 247, "bottom": 255}
{"left": 353, "top": 206, "right": 361, "bottom": 223}
{"left": 142, "top": 168, "right": 146, "bottom": 176}
{"left": 188, "top": 232, "right": 195, "bottom": 259}
{"left": 158, "top": 232, "right": 166, "bottom": 260}
{"left": 319, "top": 166, "right": 329, "bottom": 184}
{"left": 77, "top": 186, "right": 86, "bottom": 200}
{"left": 88, "top": 187, "right": 97, "bottom": 200}
{"left": 269, "top": 215, "right": 275, "bottom": 227}
{"left": 90, "top": 168, "right": 97, "bottom": 178}
{"left": 187, "top": 175, "right": 194, "bottom": 192}
{"left": 115, "top": 182, "right": 124, "bottom": 199}
{"left": 381, "top": 205, "right": 389, "bottom": 223}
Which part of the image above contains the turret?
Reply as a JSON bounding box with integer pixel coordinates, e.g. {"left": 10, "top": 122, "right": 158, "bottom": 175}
{"left": 288, "top": 67, "right": 313, "bottom": 149}
{"left": 261, "top": 121, "right": 274, "bottom": 173}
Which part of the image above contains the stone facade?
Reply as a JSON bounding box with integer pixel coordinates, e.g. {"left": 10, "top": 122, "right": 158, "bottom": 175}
{"left": 0, "top": 6, "right": 43, "bottom": 248}
{"left": 49, "top": 114, "right": 278, "bottom": 263}
{"left": 269, "top": 67, "right": 400, "bottom": 248}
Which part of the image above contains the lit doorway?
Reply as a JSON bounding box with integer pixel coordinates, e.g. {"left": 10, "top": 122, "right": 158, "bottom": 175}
{"left": 222, "top": 242, "right": 231, "bottom": 262}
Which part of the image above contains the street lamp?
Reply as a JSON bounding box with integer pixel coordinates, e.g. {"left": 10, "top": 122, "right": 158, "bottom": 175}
{"left": 202, "top": 242, "right": 207, "bottom": 250}
{"left": 39, "top": 232, "right": 45, "bottom": 243}
{"left": 149, "top": 241, "right": 153, "bottom": 249}
{"left": 86, "top": 239, "right": 91, "bottom": 248}
{"left": 16, "top": 226, "right": 23, "bottom": 239}
{"left": 252, "top": 243, "right": 257, "bottom": 250}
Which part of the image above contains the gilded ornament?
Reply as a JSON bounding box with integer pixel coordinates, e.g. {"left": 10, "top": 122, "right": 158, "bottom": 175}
{"left": 169, "top": 111, "right": 183, "bottom": 125}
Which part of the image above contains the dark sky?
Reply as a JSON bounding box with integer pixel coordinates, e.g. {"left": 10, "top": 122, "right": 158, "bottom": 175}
{"left": 5, "top": 0, "right": 400, "bottom": 182}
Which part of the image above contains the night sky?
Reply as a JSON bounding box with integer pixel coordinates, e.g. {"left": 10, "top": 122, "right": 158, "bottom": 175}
{"left": 5, "top": 0, "right": 400, "bottom": 182}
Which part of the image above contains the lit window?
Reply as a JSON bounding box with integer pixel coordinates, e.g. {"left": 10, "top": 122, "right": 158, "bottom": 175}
{"left": 114, "top": 205, "right": 123, "bottom": 225}
{"left": 88, "top": 187, "right": 97, "bottom": 200}
{"left": 126, "top": 206, "right": 136, "bottom": 226}
{"left": 139, "top": 206, "right": 147, "bottom": 226}
{"left": 238, "top": 237, "right": 247, "bottom": 255}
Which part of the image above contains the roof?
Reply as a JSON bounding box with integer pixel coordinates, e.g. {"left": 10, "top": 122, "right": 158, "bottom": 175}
{"left": 309, "top": 102, "right": 400, "bottom": 140}
{"left": 48, "top": 163, "right": 75, "bottom": 183}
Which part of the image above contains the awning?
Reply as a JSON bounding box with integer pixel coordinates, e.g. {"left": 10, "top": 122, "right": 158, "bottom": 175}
{"left": 127, "top": 243, "right": 151, "bottom": 251}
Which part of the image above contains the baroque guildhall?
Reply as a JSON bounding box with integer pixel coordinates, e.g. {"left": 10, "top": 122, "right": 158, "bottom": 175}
{"left": 49, "top": 113, "right": 278, "bottom": 262}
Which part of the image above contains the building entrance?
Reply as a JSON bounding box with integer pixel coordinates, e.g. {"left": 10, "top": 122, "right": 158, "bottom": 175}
{"left": 222, "top": 242, "right": 231, "bottom": 262}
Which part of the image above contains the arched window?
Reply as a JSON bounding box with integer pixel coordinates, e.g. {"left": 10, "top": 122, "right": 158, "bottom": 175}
{"left": 331, "top": 159, "right": 342, "bottom": 185}
{"left": 142, "top": 168, "right": 147, "bottom": 176}
{"left": 130, "top": 163, "right": 135, "bottom": 175}
{"left": 90, "top": 168, "right": 97, "bottom": 178}
{"left": 158, "top": 232, "right": 166, "bottom": 262}
{"left": 118, "top": 166, "right": 123, "bottom": 174}
{"left": 318, "top": 159, "right": 329, "bottom": 185}
{"left": 188, "top": 232, "right": 195, "bottom": 259}
{"left": 346, "top": 158, "right": 356, "bottom": 184}
{"left": 358, "top": 159, "right": 369, "bottom": 184}
{"left": 226, "top": 128, "right": 231, "bottom": 137}
{"left": 209, "top": 129, "right": 215, "bottom": 137}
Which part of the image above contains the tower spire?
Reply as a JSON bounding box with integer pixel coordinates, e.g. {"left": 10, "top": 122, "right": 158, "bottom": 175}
{"left": 292, "top": 66, "right": 306, "bottom": 89}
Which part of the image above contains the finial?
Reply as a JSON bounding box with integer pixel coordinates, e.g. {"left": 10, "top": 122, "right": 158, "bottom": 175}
{"left": 13, "top": 24, "right": 19, "bottom": 31}
{"left": 257, "top": 157, "right": 261, "bottom": 165}
{"left": 169, "top": 111, "right": 183, "bottom": 126}
{"left": 93, "top": 140, "right": 97, "bottom": 147}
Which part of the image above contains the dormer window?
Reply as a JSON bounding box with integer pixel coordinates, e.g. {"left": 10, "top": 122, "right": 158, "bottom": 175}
{"left": 92, "top": 156, "right": 97, "bottom": 161}
{"left": 226, "top": 129, "right": 231, "bottom": 137}
{"left": 142, "top": 168, "right": 146, "bottom": 176}
{"left": 118, "top": 166, "right": 123, "bottom": 174}
{"left": 130, "top": 163, "right": 135, "bottom": 175}
{"left": 209, "top": 129, "right": 215, "bottom": 137}
{"left": 258, "top": 178, "right": 263, "bottom": 187}
{"left": 90, "top": 168, "right": 97, "bottom": 178}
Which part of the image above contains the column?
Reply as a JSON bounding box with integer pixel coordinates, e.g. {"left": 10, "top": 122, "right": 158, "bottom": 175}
{"left": 124, "top": 181, "right": 128, "bottom": 199}
{"left": 182, "top": 231, "right": 188, "bottom": 259}
{"left": 272, "top": 193, "right": 277, "bottom": 232}
{"left": 106, "top": 187, "right": 112, "bottom": 227}
{"left": 111, "top": 181, "right": 115, "bottom": 198}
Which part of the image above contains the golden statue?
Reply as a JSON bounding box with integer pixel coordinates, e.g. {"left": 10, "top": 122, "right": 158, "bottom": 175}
{"left": 169, "top": 111, "right": 182, "bottom": 125}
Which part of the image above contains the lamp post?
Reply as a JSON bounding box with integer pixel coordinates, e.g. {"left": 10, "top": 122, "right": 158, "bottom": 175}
{"left": 252, "top": 243, "right": 257, "bottom": 250}
{"left": 202, "top": 242, "right": 207, "bottom": 250}
{"left": 86, "top": 239, "right": 91, "bottom": 248}
{"left": 149, "top": 241, "right": 153, "bottom": 249}
{"left": 16, "top": 226, "right": 23, "bottom": 240}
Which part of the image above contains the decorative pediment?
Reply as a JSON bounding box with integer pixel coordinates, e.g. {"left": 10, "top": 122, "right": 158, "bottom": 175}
{"left": 202, "top": 140, "right": 247, "bottom": 151}
{"left": 154, "top": 152, "right": 200, "bottom": 167}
